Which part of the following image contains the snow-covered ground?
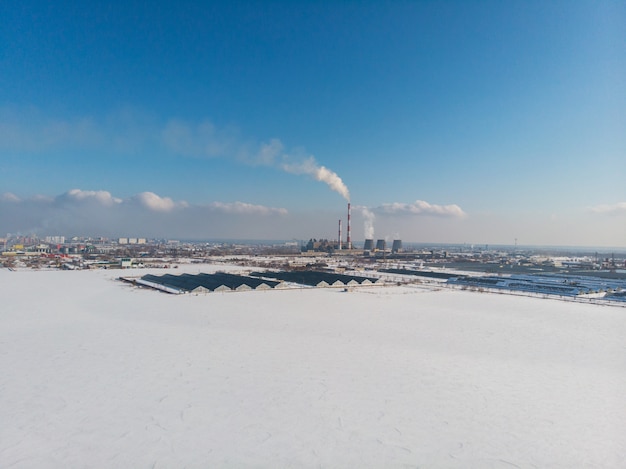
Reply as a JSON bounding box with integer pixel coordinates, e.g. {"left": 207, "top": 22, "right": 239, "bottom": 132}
{"left": 1, "top": 267, "right": 625, "bottom": 468}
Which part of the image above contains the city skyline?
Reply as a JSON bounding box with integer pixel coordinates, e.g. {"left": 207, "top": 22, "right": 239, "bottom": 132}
{"left": 1, "top": 1, "right": 625, "bottom": 246}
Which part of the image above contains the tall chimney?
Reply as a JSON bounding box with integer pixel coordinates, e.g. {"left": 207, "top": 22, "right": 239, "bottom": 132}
{"left": 338, "top": 219, "right": 342, "bottom": 250}
{"left": 347, "top": 202, "right": 352, "bottom": 250}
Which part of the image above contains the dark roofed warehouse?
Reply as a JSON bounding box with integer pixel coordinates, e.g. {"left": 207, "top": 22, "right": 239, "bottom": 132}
{"left": 125, "top": 270, "right": 380, "bottom": 294}
{"left": 250, "top": 270, "right": 380, "bottom": 287}
{"left": 133, "top": 272, "right": 279, "bottom": 294}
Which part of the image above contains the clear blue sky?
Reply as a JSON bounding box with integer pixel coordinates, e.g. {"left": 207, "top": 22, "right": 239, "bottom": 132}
{"left": 1, "top": 1, "right": 625, "bottom": 246}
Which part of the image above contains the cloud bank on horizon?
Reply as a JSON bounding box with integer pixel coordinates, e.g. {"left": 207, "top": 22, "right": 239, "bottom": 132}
{"left": 0, "top": 189, "right": 288, "bottom": 239}
{"left": 1, "top": 188, "right": 474, "bottom": 240}
{"left": 4, "top": 187, "right": 624, "bottom": 246}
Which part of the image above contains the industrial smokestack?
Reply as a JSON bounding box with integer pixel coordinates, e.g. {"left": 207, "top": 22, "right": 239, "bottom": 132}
{"left": 347, "top": 203, "right": 352, "bottom": 250}
{"left": 338, "top": 219, "right": 342, "bottom": 250}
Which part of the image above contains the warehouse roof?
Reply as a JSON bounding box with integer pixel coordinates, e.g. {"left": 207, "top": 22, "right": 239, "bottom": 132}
{"left": 250, "top": 270, "right": 380, "bottom": 287}
{"left": 138, "top": 272, "right": 279, "bottom": 293}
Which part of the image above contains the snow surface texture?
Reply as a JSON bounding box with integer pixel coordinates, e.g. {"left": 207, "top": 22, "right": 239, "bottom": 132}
{"left": 1, "top": 267, "right": 625, "bottom": 468}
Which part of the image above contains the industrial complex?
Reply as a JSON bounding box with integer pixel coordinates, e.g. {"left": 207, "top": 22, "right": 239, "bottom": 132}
{"left": 3, "top": 204, "right": 626, "bottom": 305}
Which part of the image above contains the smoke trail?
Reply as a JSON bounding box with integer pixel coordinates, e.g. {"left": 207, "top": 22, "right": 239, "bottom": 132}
{"left": 281, "top": 156, "right": 350, "bottom": 201}
{"left": 360, "top": 206, "right": 375, "bottom": 239}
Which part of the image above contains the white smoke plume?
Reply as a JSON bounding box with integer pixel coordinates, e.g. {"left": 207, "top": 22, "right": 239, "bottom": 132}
{"left": 359, "top": 206, "right": 376, "bottom": 239}
{"left": 2, "top": 109, "right": 350, "bottom": 202}
{"left": 1, "top": 109, "right": 351, "bottom": 203}
{"left": 281, "top": 156, "right": 350, "bottom": 201}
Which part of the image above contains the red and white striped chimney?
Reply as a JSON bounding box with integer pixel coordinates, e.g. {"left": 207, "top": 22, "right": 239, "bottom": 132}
{"left": 338, "top": 219, "right": 342, "bottom": 250}
{"left": 347, "top": 202, "right": 352, "bottom": 250}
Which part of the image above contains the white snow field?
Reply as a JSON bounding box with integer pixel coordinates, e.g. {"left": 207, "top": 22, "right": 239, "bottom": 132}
{"left": 1, "top": 267, "right": 625, "bottom": 468}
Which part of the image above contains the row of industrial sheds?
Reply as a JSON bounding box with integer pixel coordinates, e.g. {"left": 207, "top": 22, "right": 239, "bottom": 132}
{"left": 125, "top": 270, "right": 381, "bottom": 294}
{"left": 133, "top": 273, "right": 281, "bottom": 294}
{"left": 250, "top": 270, "right": 380, "bottom": 287}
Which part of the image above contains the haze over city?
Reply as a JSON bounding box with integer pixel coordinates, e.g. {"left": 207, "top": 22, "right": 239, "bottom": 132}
{"left": 1, "top": 1, "right": 624, "bottom": 246}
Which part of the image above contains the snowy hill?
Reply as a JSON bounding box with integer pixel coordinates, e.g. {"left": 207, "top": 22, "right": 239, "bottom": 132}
{"left": 1, "top": 267, "right": 625, "bottom": 468}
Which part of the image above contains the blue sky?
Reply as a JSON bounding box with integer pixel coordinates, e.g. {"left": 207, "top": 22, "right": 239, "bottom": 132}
{"left": 1, "top": 1, "right": 625, "bottom": 246}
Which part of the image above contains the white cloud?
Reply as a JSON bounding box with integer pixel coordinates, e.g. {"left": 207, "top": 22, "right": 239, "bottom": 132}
{"left": 1, "top": 192, "right": 20, "bottom": 202}
{"left": 130, "top": 192, "right": 181, "bottom": 212}
{"left": 590, "top": 202, "right": 626, "bottom": 215}
{"left": 62, "top": 189, "right": 122, "bottom": 206}
{"left": 0, "top": 189, "right": 289, "bottom": 238}
{"left": 209, "top": 201, "right": 288, "bottom": 216}
{"left": 376, "top": 200, "right": 467, "bottom": 218}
